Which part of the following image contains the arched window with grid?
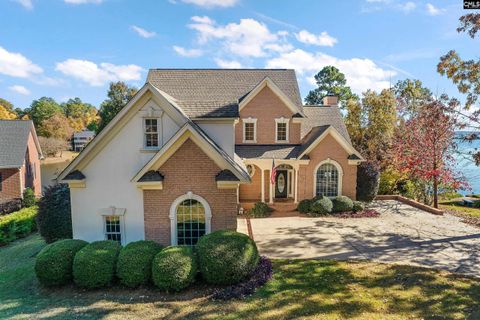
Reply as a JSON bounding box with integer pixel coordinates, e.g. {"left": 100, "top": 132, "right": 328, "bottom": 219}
{"left": 315, "top": 163, "right": 339, "bottom": 197}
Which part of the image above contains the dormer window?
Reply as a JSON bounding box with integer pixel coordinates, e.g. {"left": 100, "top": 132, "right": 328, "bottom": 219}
{"left": 275, "top": 118, "right": 289, "bottom": 143}
{"left": 144, "top": 118, "right": 159, "bottom": 148}
{"left": 243, "top": 118, "right": 257, "bottom": 143}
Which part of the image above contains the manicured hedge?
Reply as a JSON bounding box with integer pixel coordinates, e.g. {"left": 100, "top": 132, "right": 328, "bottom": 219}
{"left": 310, "top": 196, "right": 333, "bottom": 215}
{"left": 332, "top": 196, "right": 354, "bottom": 213}
{"left": 116, "top": 240, "right": 162, "bottom": 288}
{"left": 37, "top": 184, "right": 72, "bottom": 244}
{"left": 196, "top": 231, "right": 259, "bottom": 285}
{"left": 73, "top": 240, "right": 121, "bottom": 288}
{"left": 152, "top": 246, "right": 197, "bottom": 291}
{"left": 297, "top": 199, "right": 312, "bottom": 213}
{"left": 246, "top": 202, "right": 273, "bottom": 218}
{"left": 0, "top": 206, "right": 37, "bottom": 246}
{"left": 353, "top": 201, "right": 365, "bottom": 212}
{"left": 35, "top": 239, "right": 88, "bottom": 286}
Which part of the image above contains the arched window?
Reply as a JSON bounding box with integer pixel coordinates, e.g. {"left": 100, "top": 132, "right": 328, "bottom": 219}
{"left": 315, "top": 161, "right": 342, "bottom": 197}
{"left": 169, "top": 193, "right": 211, "bottom": 246}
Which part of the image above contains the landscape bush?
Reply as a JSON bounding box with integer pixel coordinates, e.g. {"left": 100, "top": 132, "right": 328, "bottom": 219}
{"left": 196, "top": 230, "right": 259, "bottom": 285}
{"left": 37, "top": 184, "right": 72, "bottom": 243}
{"left": 310, "top": 196, "right": 333, "bottom": 215}
{"left": 332, "top": 196, "right": 354, "bottom": 213}
{"left": 356, "top": 161, "right": 380, "bottom": 202}
{"left": 0, "top": 206, "right": 37, "bottom": 245}
{"left": 246, "top": 202, "right": 273, "bottom": 218}
{"left": 22, "top": 188, "right": 36, "bottom": 208}
{"left": 352, "top": 201, "right": 365, "bottom": 212}
{"left": 297, "top": 199, "right": 312, "bottom": 213}
{"left": 73, "top": 240, "right": 121, "bottom": 288}
{"left": 35, "top": 239, "right": 88, "bottom": 286}
{"left": 116, "top": 240, "right": 162, "bottom": 288}
{"left": 0, "top": 199, "right": 22, "bottom": 215}
{"left": 152, "top": 246, "right": 197, "bottom": 291}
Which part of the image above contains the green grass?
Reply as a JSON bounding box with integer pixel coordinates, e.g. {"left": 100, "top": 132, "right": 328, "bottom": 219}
{"left": 1, "top": 234, "right": 480, "bottom": 319}
{"left": 439, "top": 201, "right": 480, "bottom": 218}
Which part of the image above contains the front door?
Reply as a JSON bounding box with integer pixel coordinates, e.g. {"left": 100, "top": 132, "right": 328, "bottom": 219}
{"left": 275, "top": 170, "right": 288, "bottom": 198}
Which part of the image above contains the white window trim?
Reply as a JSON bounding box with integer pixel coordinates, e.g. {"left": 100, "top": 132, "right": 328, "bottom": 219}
{"left": 242, "top": 118, "right": 257, "bottom": 143}
{"left": 169, "top": 192, "right": 212, "bottom": 245}
{"left": 275, "top": 117, "right": 290, "bottom": 143}
{"left": 312, "top": 158, "right": 344, "bottom": 198}
{"left": 143, "top": 117, "right": 160, "bottom": 149}
{"left": 99, "top": 207, "right": 126, "bottom": 245}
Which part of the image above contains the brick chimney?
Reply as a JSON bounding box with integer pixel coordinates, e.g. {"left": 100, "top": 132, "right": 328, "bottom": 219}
{"left": 322, "top": 95, "right": 338, "bottom": 106}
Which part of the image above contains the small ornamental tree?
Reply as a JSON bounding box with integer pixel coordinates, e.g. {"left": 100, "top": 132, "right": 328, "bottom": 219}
{"left": 37, "top": 184, "right": 72, "bottom": 243}
{"left": 393, "top": 101, "right": 465, "bottom": 208}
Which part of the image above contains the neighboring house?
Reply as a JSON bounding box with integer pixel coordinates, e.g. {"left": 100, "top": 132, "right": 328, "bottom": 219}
{"left": 59, "top": 69, "right": 363, "bottom": 246}
{"left": 72, "top": 130, "right": 95, "bottom": 152}
{"left": 0, "top": 120, "right": 43, "bottom": 204}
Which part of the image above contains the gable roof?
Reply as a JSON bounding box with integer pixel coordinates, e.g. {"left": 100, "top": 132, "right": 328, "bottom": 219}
{"left": 235, "top": 144, "right": 302, "bottom": 159}
{"left": 0, "top": 120, "right": 42, "bottom": 169}
{"left": 147, "top": 69, "right": 303, "bottom": 118}
{"left": 302, "top": 106, "right": 351, "bottom": 144}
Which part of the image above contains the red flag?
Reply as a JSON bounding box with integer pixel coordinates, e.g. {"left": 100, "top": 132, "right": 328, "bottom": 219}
{"left": 270, "top": 159, "right": 277, "bottom": 184}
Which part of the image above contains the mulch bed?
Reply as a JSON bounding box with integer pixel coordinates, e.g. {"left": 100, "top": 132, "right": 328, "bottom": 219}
{"left": 333, "top": 209, "right": 381, "bottom": 218}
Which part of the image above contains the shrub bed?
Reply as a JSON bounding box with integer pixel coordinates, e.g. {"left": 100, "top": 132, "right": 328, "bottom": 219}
{"left": 211, "top": 256, "right": 273, "bottom": 300}
{"left": 152, "top": 246, "right": 197, "bottom": 291}
{"left": 297, "top": 199, "right": 312, "bottom": 213}
{"left": 310, "top": 196, "right": 333, "bottom": 215}
{"left": 116, "top": 240, "right": 162, "bottom": 288}
{"left": 35, "top": 239, "right": 88, "bottom": 286}
{"left": 0, "top": 206, "right": 37, "bottom": 246}
{"left": 332, "top": 196, "right": 354, "bottom": 213}
{"left": 73, "top": 240, "right": 121, "bottom": 288}
{"left": 196, "top": 231, "right": 259, "bottom": 285}
{"left": 0, "top": 199, "right": 22, "bottom": 215}
{"left": 246, "top": 202, "right": 273, "bottom": 218}
{"left": 352, "top": 201, "right": 365, "bottom": 212}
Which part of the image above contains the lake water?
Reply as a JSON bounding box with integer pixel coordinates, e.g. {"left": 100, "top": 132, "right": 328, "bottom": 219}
{"left": 455, "top": 132, "right": 480, "bottom": 195}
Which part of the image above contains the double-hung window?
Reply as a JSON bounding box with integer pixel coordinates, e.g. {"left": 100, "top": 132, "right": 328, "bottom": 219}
{"left": 243, "top": 118, "right": 257, "bottom": 143}
{"left": 275, "top": 118, "right": 289, "bottom": 143}
{"left": 104, "top": 215, "right": 122, "bottom": 243}
{"left": 144, "top": 118, "right": 159, "bottom": 148}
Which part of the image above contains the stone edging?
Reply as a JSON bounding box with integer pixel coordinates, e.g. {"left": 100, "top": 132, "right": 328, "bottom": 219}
{"left": 375, "top": 195, "right": 444, "bottom": 215}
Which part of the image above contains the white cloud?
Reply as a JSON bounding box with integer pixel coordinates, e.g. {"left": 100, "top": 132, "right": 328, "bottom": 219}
{"left": 64, "top": 0, "right": 103, "bottom": 4}
{"left": 214, "top": 59, "right": 243, "bottom": 68}
{"left": 9, "top": 85, "right": 30, "bottom": 95}
{"left": 188, "top": 16, "right": 291, "bottom": 57}
{"left": 130, "top": 25, "right": 156, "bottom": 38}
{"left": 266, "top": 49, "right": 396, "bottom": 94}
{"left": 0, "top": 46, "right": 43, "bottom": 78}
{"left": 295, "top": 30, "right": 337, "bottom": 47}
{"left": 398, "top": 1, "right": 416, "bottom": 12}
{"left": 55, "top": 59, "right": 143, "bottom": 86}
{"left": 173, "top": 46, "right": 203, "bottom": 57}
{"left": 180, "top": 0, "right": 238, "bottom": 8}
{"left": 426, "top": 3, "right": 445, "bottom": 16}
{"left": 14, "top": 0, "right": 33, "bottom": 10}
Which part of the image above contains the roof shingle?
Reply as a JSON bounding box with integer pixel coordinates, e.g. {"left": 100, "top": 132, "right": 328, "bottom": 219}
{"left": 302, "top": 106, "right": 351, "bottom": 144}
{"left": 0, "top": 120, "right": 34, "bottom": 168}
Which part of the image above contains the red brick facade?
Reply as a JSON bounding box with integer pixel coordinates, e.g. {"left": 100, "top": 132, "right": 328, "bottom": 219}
{"left": 143, "top": 138, "right": 238, "bottom": 246}
{"left": 0, "top": 169, "right": 21, "bottom": 203}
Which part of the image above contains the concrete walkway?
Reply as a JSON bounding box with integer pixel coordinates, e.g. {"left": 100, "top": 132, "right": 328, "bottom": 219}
{"left": 237, "top": 200, "right": 480, "bottom": 278}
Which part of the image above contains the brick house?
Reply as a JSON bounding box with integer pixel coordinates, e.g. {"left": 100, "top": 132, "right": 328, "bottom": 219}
{"left": 59, "top": 69, "right": 363, "bottom": 246}
{"left": 0, "top": 120, "right": 43, "bottom": 207}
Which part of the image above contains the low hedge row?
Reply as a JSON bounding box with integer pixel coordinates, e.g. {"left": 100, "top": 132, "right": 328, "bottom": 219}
{"left": 0, "top": 206, "right": 38, "bottom": 246}
{"left": 297, "top": 196, "right": 365, "bottom": 216}
{"left": 34, "top": 231, "right": 260, "bottom": 292}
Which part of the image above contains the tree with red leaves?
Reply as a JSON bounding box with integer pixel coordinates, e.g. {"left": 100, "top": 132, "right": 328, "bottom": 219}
{"left": 393, "top": 100, "right": 466, "bottom": 208}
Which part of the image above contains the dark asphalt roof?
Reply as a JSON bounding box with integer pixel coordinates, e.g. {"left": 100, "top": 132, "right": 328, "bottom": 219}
{"left": 138, "top": 170, "right": 164, "bottom": 182}
{"left": 147, "top": 69, "right": 303, "bottom": 118}
{"left": 215, "top": 169, "right": 240, "bottom": 181}
{"left": 298, "top": 125, "right": 330, "bottom": 156}
{"left": 235, "top": 144, "right": 302, "bottom": 159}
{"left": 302, "top": 106, "right": 351, "bottom": 144}
{"left": 0, "top": 120, "right": 34, "bottom": 168}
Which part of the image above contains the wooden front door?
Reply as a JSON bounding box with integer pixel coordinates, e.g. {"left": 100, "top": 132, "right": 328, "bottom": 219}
{"left": 275, "top": 170, "right": 288, "bottom": 198}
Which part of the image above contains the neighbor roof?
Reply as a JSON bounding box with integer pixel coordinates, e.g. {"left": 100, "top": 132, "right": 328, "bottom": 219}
{"left": 302, "top": 106, "right": 352, "bottom": 144}
{"left": 147, "top": 69, "right": 303, "bottom": 118}
{"left": 0, "top": 120, "right": 40, "bottom": 169}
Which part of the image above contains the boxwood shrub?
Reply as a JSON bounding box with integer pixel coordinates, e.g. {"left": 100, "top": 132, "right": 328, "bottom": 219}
{"left": 310, "top": 196, "right": 333, "bottom": 215}
{"left": 352, "top": 201, "right": 365, "bottom": 212}
{"left": 0, "top": 206, "right": 37, "bottom": 246}
{"left": 297, "top": 199, "right": 312, "bottom": 213}
{"left": 116, "top": 240, "right": 162, "bottom": 288}
{"left": 73, "top": 240, "right": 121, "bottom": 288}
{"left": 152, "top": 246, "right": 197, "bottom": 291}
{"left": 196, "top": 230, "right": 259, "bottom": 285}
{"left": 332, "top": 196, "right": 354, "bottom": 213}
{"left": 246, "top": 202, "right": 273, "bottom": 218}
{"left": 35, "top": 239, "right": 88, "bottom": 286}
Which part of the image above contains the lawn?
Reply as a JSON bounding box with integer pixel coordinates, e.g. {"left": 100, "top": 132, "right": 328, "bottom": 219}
{"left": 1, "top": 235, "right": 480, "bottom": 319}
{"left": 439, "top": 200, "right": 480, "bottom": 218}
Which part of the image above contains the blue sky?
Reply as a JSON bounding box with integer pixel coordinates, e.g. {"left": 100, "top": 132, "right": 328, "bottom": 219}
{"left": 0, "top": 0, "right": 476, "bottom": 109}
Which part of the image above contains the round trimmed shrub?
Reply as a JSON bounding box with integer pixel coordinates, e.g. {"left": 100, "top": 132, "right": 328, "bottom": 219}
{"left": 352, "top": 201, "right": 365, "bottom": 212}
{"left": 196, "top": 230, "right": 259, "bottom": 285}
{"left": 332, "top": 196, "right": 354, "bottom": 213}
{"left": 310, "top": 196, "right": 333, "bottom": 215}
{"left": 152, "top": 246, "right": 197, "bottom": 291}
{"left": 35, "top": 239, "right": 88, "bottom": 286}
{"left": 297, "top": 199, "right": 312, "bottom": 213}
{"left": 73, "top": 240, "right": 121, "bottom": 288}
{"left": 116, "top": 240, "right": 163, "bottom": 288}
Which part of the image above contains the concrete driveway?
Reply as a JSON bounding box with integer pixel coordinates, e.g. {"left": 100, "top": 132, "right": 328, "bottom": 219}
{"left": 238, "top": 200, "right": 480, "bottom": 277}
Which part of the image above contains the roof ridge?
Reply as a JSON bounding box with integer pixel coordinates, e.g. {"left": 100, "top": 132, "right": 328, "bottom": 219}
{"left": 148, "top": 68, "right": 293, "bottom": 71}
